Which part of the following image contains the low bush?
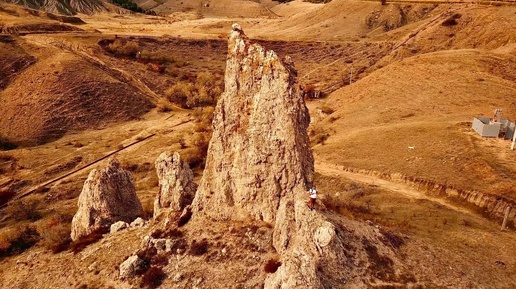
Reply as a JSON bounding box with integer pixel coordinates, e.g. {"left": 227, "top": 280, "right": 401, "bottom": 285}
{"left": 140, "top": 266, "right": 166, "bottom": 289}
{"left": 188, "top": 239, "right": 209, "bottom": 256}
{"left": 38, "top": 213, "right": 73, "bottom": 253}
{"left": 156, "top": 98, "right": 174, "bottom": 113}
{"left": 0, "top": 188, "right": 16, "bottom": 207}
{"left": 70, "top": 227, "right": 109, "bottom": 254}
{"left": 362, "top": 238, "right": 396, "bottom": 281}
{"left": 379, "top": 228, "right": 405, "bottom": 249}
{"left": 0, "top": 225, "right": 40, "bottom": 258}
{"left": 44, "top": 156, "right": 82, "bottom": 176}
{"left": 442, "top": 13, "right": 461, "bottom": 26}
{"left": 319, "top": 106, "right": 335, "bottom": 115}
{"left": 6, "top": 195, "right": 43, "bottom": 222}
{"left": 165, "top": 72, "right": 223, "bottom": 109}
{"left": 309, "top": 126, "right": 330, "bottom": 146}
{"left": 106, "top": 39, "right": 140, "bottom": 58}
{"left": 177, "top": 207, "right": 193, "bottom": 227}
{"left": 0, "top": 136, "right": 17, "bottom": 151}
{"left": 150, "top": 228, "right": 183, "bottom": 239}
{"left": 304, "top": 0, "right": 332, "bottom": 3}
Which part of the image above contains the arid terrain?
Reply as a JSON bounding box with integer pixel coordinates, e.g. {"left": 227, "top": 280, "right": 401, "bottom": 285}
{"left": 1, "top": 0, "right": 516, "bottom": 288}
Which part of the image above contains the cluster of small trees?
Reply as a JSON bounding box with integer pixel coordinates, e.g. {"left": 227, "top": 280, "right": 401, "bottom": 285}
{"left": 165, "top": 72, "right": 223, "bottom": 109}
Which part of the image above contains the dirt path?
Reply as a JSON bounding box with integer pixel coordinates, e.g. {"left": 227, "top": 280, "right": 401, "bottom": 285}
{"left": 315, "top": 161, "right": 473, "bottom": 215}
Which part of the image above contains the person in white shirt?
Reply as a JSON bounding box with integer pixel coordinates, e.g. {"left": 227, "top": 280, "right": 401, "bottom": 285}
{"left": 308, "top": 185, "right": 317, "bottom": 210}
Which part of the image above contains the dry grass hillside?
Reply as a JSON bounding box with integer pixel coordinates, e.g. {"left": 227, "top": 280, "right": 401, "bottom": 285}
{"left": 0, "top": 0, "right": 516, "bottom": 288}
{"left": 0, "top": 35, "right": 154, "bottom": 145}
{"left": 312, "top": 4, "right": 516, "bottom": 200}
{"left": 135, "top": 0, "right": 279, "bottom": 18}
{"left": 314, "top": 49, "right": 516, "bottom": 195}
{"left": 0, "top": 0, "right": 122, "bottom": 15}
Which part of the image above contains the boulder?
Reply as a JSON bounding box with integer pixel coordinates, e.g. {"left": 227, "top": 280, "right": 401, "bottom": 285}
{"left": 154, "top": 151, "right": 197, "bottom": 218}
{"left": 71, "top": 157, "right": 143, "bottom": 241}
{"left": 110, "top": 221, "right": 129, "bottom": 233}
{"left": 130, "top": 217, "right": 145, "bottom": 227}
{"left": 119, "top": 255, "right": 146, "bottom": 279}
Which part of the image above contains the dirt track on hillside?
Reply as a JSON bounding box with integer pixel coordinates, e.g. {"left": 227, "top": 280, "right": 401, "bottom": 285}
{"left": 315, "top": 161, "right": 474, "bottom": 215}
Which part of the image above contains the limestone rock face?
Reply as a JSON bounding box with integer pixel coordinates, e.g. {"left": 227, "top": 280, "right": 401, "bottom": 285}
{"left": 191, "top": 24, "right": 314, "bottom": 223}
{"left": 71, "top": 158, "right": 143, "bottom": 241}
{"left": 154, "top": 152, "right": 197, "bottom": 218}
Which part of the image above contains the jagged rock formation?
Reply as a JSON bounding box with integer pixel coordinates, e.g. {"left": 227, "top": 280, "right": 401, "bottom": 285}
{"left": 71, "top": 158, "right": 143, "bottom": 241}
{"left": 154, "top": 152, "right": 197, "bottom": 218}
{"left": 191, "top": 23, "right": 314, "bottom": 223}
{"left": 187, "top": 24, "right": 408, "bottom": 289}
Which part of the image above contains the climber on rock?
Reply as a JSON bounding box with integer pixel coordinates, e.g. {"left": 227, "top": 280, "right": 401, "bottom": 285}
{"left": 308, "top": 185, "right": 317, "bottom": 210}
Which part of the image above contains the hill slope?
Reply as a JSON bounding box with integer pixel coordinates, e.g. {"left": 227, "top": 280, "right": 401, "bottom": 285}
{"left": 0, "top": 0, "right": 111, "bottom": 15}
{"left": 314, "top": 48, "right": 516, "bottom": 197}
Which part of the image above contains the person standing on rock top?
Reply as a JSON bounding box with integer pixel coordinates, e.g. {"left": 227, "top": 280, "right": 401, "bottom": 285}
{"left": 308, "top": 185, "right": 317, "bottom": 210}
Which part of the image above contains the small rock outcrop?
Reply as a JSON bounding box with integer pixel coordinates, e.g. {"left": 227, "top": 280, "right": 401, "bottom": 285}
{"left": 110, "top": 221, "right": 129, "bottom": 233}
{"left": 154, "top": 151, "right": 197, "bottom": 218}
{"left": 119, "top": 255, "right": 146, "bottom": 279}
{"left": 191, "top": 23, "right": 314, "bottom": 223}
{"left": 71, "top": 157, "right": 143, "bottom": 241}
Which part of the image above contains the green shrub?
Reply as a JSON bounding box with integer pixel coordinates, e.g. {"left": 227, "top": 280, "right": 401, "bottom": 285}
{"left": 111, "top": 0, "right": 145, "bottom": 13}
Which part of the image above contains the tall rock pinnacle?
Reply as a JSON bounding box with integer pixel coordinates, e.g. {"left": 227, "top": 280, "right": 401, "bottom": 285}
{"left": 191, "top": 23, "right": 314, "bottom": 223}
